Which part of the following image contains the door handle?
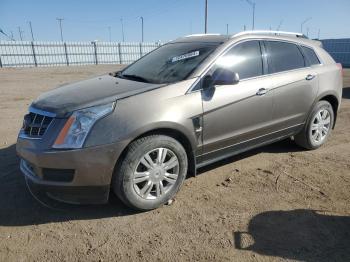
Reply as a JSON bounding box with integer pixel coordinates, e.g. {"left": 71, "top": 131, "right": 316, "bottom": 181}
{"left": 256, "top": 88, "right": 269, "bottom": 96}
{"left": 305, "top": 74, "right": 315, "bottom": 81}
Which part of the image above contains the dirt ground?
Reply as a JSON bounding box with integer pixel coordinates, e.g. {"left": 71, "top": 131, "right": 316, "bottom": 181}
{"left": 0, "top": 65, "right": 349, "bottom": 262}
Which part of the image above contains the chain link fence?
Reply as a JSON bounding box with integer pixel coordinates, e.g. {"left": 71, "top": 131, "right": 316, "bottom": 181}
{"left": 0, "top": 41, "right": 162, "bottom": 67}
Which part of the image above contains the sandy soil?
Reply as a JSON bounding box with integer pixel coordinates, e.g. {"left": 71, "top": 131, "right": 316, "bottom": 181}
{"left": 0, "top": 65, "right": 349, "bottom": 262}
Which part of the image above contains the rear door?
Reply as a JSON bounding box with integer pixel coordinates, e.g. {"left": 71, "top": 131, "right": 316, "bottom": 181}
{"left": 263, "top": 40, "right": 319, "bottom": 133}
{"left": 200, "top": 40, "right": 273, "bottom": 163}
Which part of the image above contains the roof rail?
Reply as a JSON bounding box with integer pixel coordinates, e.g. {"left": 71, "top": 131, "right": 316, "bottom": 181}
{"left": 184, "top": 33, "right": 221, "bottom": 37}
{"left": 233, "top": 30, "right": 308, "bottom": 39}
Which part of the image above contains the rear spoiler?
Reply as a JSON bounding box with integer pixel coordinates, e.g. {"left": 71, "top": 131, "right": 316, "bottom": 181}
{"left": 311, "top": 39, "right": 323, "bottom": 48}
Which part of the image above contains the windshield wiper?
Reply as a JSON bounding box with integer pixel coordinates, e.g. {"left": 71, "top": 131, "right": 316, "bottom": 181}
{"left": 119, "top": 73, "right": 151, "bottom": 83}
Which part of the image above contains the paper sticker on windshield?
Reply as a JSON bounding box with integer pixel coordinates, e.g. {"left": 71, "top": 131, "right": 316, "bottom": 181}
{"left": 171, "top": 51, "right": 199, "bottom": 63}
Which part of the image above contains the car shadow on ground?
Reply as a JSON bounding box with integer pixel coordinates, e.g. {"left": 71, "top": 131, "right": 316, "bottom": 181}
{"left": 0, "top": 138, "right": 304, "bottom": 227}
{"left": 233, "top": 209, "right": 350, "bottom": 262}
{"left": 342, "top": 86, "right": 350, "bottom": 99}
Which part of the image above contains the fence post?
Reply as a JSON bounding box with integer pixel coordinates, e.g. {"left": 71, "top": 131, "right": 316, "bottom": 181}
{"left": 93, "top": 41, "right": 98, "bottom": 65}
{"left": 139, "top": 42, "right": 142, "bottom": 57}
{"left": 64, "top": 42, "right": 69, "bottom": 66}
{"left": 0, "top": 56, "right": 2, "bottom": 68}
{"left": 31, "top": 41, "right": 37, "bottom": 67}
{"left": 118, "top": 43, "right": 122, "bottom": 64}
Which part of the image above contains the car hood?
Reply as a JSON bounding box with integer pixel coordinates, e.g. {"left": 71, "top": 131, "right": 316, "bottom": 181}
{"left": 31, "top": 74, "right": 164, "bottom": 117}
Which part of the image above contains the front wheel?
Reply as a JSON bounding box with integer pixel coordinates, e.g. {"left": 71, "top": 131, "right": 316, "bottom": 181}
{"left": 112, "top": 135, "right": 188, "bottom": 210}
{"left": 294, "top": 100, "right": 334, "bottom": 150}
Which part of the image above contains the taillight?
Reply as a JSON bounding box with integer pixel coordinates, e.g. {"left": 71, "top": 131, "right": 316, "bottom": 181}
{"left": 336, "top": 63, "right": 343, "bottom": 76}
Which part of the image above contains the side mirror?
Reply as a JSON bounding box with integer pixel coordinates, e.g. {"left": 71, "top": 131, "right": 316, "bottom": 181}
{"left": 202, "top": 75, "right": 214, "bottom": 90}
{"left": 212, "top": 68, "right": 239, "bottom": 85}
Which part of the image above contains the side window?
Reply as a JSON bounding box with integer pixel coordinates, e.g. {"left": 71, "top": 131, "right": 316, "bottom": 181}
{"left": 265, "top": 41, "right": 305, "bottom": 74}
{"left": 301, "top": 46, "right": 321, "bottom": 66}
{"left": 212, "top": 41, "right": 263, "bottom": 80}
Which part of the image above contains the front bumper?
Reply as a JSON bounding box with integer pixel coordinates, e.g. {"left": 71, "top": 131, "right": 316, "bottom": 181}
{"left": 17, "top": 137, "right": 127, "bottom": 204}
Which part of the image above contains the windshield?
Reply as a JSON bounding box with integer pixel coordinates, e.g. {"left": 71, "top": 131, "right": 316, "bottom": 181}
{"left": 119, "top": 42, "right": 221, "bottom": 84}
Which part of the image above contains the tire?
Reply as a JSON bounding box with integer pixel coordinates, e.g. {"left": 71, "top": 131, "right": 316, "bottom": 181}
{"left": 294, "top": 100, "right": 334, "bottom": 150}
{"left": 112, "top": 135, "right": 188, "bottom": 211}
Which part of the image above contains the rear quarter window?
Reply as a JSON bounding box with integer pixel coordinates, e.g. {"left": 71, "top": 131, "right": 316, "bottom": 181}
{"left": 265, "top": 41, "right": 305, "bottom": 74}
{"left": 301, "top": 46, "right": 321, "bottom": 66}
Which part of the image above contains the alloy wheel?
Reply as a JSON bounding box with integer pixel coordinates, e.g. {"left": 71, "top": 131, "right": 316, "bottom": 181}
{"left": 133, "top": 148, "right": 179, "bottom": 200}
{"left": 310, "top": 108, "right": 331, "bottom": 144}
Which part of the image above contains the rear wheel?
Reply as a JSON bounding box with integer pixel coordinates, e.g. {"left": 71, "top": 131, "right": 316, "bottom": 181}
{"left": 112, "top": 135, "right": 188, "bottom": 210}
{"left": 294, "top": 100, "right": 334, "bottom": 150}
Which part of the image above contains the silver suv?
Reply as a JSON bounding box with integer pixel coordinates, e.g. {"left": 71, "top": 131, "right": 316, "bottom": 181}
{"left": 17, "top": 31, "right": 343, "bottom": 210}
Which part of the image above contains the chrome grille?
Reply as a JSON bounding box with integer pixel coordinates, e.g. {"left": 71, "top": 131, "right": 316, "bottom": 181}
{"left": 22, "top": 112, "right": 53, "bottom": 137}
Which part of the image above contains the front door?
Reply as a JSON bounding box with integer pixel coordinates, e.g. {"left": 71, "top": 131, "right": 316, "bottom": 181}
{"left": 200, "top": 40, "right": 274, "bottom": 163}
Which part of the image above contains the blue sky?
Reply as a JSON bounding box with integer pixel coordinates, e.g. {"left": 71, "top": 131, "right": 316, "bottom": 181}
{"left": 1, "top": 0, "right": 350, "bottom": 42}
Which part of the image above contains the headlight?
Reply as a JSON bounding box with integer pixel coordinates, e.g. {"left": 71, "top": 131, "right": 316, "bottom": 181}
{"left": 53, "top": 102, "right": 115, "bottom": 149}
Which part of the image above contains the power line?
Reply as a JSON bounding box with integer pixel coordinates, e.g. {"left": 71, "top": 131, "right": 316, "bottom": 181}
{"left": 56, "top": 18, "right": 64, "bottom": 41}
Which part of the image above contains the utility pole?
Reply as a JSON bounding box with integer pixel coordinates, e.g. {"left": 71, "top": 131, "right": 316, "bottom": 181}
{"left": 56, "top": 18, "right": 64, "bottom": 41}
{"left": 252, "top": 2, "right": 255, "bottom": 30}
{"left": 226, "top": 24, "right": 228, "bottom": 35}
{"left": 120, "top": 18, "right": 125, "bottom": 42}
{"left": 244, "top": 0, "right": 255, "bottom": 30}
{"left": 300, "top": 17, "right": 312, "bottom": 34}
{"left": 317, "top": 29, "right": 320, "bottom": 39}
{"left": 17, "top": 26, "right": 24, "bottom": 40}
{"left": 108, "top": 26, "right": 111, "bottom": 42}
{"left": 276, "top": 19, "right": 283, "bottom": 31}
{"left": 204, "top": 0, "right": 208, "bottom": 33}
{"left": 28, "top": 21, "right": 35, "bottom": 41}
{"left": 306, "top": 27, "right": 310, "bottom": 37}
{"left": 140, "top": 16, "right": 144, "bottom": 42}
{"left": 244, "top": 25, "right": 246, "bottom": 31}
